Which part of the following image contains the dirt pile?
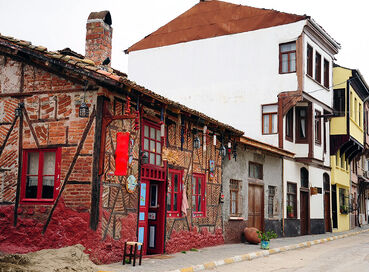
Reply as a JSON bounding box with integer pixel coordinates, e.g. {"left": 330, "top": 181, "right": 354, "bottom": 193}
{"left": 0, "top": 244, "right": 97, "bottom": 272}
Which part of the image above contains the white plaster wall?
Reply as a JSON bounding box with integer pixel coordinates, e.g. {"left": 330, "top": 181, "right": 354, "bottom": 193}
{"left": 284, "top": 159, "right": 301, "bottom": 219}
{"left": 129, "top": 20, "right": 307, "bottom": 146}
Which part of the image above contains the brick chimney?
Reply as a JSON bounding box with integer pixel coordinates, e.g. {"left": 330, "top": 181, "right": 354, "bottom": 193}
{"left": 85, "top": 11, "right": 112, "bottom": 66}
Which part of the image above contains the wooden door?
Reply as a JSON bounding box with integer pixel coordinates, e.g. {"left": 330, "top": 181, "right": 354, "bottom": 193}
{"left": 300, "top": 190, "right": 309, "bottom": 235}
{"left": 324, "top": 192, "right": 331, "bottom": 232}
{"left": 248, "top": 184, "right": 264, "bottom": 231}
{"left": 147, "top": 180, "right": 165, "bottom": 254}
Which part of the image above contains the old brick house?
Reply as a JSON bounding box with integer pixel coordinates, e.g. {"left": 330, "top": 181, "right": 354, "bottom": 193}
{"left": 0, "top": 11, "right": 242, "bottom": 263}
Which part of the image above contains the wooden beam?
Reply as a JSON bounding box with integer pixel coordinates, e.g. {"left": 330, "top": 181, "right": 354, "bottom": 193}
{"left": 0, "top": 115, "right": 18, "bottom": 159}
{"left": 42, "top": 108, "right": 96, "bottom": 233}
{"left": 22, "top": 108, "right": 40, "bottom": 148}
{"left": 13, "top": 113, "right": 23, "bottom": 226}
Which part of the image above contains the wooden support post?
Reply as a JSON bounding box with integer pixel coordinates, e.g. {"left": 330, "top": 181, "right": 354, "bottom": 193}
{"left": 90, "top": 96, "right": 105, "bottom": 230}
{"left": 13, "top": 113, "right": 23, "bottom": 226}
{"left": 0, "top": 115, "right": 18, "bottom": 158}
{"left": 23, "top": 109, "right": 40, "bottom": 148}
{"left": 42, "top": 108, "right": 96, "bottom": 233}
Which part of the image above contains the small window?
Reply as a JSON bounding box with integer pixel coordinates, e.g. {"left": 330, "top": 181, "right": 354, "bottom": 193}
{"left": 268, "top": 186, "right": 276, "bottom": 218}
{"left": 323, "top": 173, "right": 330, "bottom": 191}
{"left": 300, "top": 167, "right": 309, "bottom": 188}
{"left": 315, "top": 110, "right": 321, "bottom": 145}
{"left": 142, "top": 121, "right": 162, "bottom": 166}
{"left": 230, "top": 179, "right": 241, "bottom": 216}
{"left": 307, "top": 44, "right": 313, "bottom": 77}
{"left": 279, "top": 42, "right": 296, "bottom": 73}
{"left": 315, "top": 52, "right": 321, "bottom": 83}
{"left": 339, "top": 188, "right": 348, "bottom": 214}
{"left": 21, "top": 148, "right": 61, "bottom": 202}
{"left": 296, "top": 107, "right": 308, "bottom": 142}
{"left": 249, "top": 162, "right": 263, "bottom": 180}
{"left": 354, "top": 98, "right": 358, "bottom": 122}
{"left": 192, "top": 173, "right": 206, "bottom": 217}
{"left": 167, "top": 169, "right": 183, "bottom": 217}
{"left": 287, "top": 182, "right": 297, "bottom": 218}
{"left": 336, "top": 151, "right": 340, "bottom": 167}
{"left": 285, "top": 108, "right": 293, "bottom": 141}
{"left": 149, "top": 183, "right": 158, "bottom": 208}
{"left": 341, "top": 153, "right": 345, "bottom": 169}
{"left": 359, "top": 103, "right": 362, "bottom": 126}
{"left": 324, "top": 59, "right": 330, "bottom": 88}
{"left": 333, "top": 89, "right": 345, "bottom": 116}
{"left": 262, "top": 104, "right": 278, "bottom": 134}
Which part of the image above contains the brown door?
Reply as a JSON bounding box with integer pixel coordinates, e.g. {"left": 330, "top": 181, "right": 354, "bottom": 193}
{"left": 248, "top": 184, "right": 264, "bottom": 231}
{"left": 324, "top": 192, "right": 331, "bottom": 232}
{"left": 300, "top": 190, "right": 309, "bottom": 235}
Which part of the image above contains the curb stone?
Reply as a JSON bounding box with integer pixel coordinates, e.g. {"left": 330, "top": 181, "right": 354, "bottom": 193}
{"left": 165, "top": 228, "right": 369, "bottom": 272}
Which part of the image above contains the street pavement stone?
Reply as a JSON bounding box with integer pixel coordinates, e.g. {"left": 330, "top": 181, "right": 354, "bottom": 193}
{"left": 97, "top": 225, "right": 369, "bottom": 272}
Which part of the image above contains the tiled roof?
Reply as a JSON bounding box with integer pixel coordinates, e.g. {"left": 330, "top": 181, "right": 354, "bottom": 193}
{"left": 126, "top": 0, "right": 307, "bottom": 53}
{"left": 0, "top": 33, "right": 243, "bottom": 135}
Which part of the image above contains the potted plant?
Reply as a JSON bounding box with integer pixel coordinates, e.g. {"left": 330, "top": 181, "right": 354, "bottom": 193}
{"left": 257, "top": 230, "right": 277, "bottom": 250}
{"left": 340, "top": 205, "right": 348, "bottom": 214}
{"left": 287, "top": 205, "right": 294, "bottom": 218}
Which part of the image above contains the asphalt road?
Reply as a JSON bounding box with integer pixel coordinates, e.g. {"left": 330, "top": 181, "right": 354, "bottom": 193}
{"left": 213, "top": 231, "right": 369, "bottom": 272}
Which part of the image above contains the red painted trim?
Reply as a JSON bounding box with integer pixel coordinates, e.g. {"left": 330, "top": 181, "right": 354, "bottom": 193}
{"left": 192, "top": 173, "right": 206, "bottom": 217}
{"left": 141, "top": 119, "right": 163, "bottom": 167}
{"left": 167, "top": 169, "right": 183, "bottom": 218}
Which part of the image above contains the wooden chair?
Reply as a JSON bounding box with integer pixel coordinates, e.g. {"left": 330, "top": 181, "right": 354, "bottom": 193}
{"left": 122, "top": 241, "right": 143, "bottom": 266}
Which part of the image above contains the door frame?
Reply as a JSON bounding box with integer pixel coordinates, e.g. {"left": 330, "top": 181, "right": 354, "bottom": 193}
{"left": 299, "top": 188, "right": 310, "bottom": 235}
{"left": 248, "top": 182, "right": 264, "bottom": 231}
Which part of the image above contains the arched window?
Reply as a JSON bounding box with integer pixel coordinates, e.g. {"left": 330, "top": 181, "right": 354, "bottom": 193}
{"left": 300, "top": 167, "right": 309, "bottom": 188}
{"left": 323, "top": 173, "right": 330, "bottom": 191}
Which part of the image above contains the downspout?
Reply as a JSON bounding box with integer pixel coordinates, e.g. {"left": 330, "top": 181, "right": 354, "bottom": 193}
{"left": 282, "top": 156, "right": 285, "bottom": 236}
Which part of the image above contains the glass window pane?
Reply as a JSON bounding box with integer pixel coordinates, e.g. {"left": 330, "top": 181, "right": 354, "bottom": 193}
{"left": 198, "top": 178, "right": 201, "bottom": 195}
{"left": 27, "top": 152, "right": 39, "bottom": 175}
{"left": 144, "top": 138, "right": 149, "bottom": 150}
{"left": 198, "top": 195, "right": 201, "bottom": 212}
{"left": 192, "top": 176, "right": 196, "bottom": 194}
{"left": 282, "top": 54, "right": 288, "bottom": 72}
{"left": 156, "top": 142, "right": 161, "bottom": 154}
{"left": 290, "top": 53, "right": 296, "bottom": 71}
{"left": 300, "top": 119, "right": 306, "bottom": 138}
{"left": 150, "top": 140, "right": 156, "bottom": 152}
{"left": 192, "top": 196, "right": 196, "bottom": 211}
{"left": 150, "top": 127, "right": 155, "bottom": 139}
{"left": 25, "top": 176, "right": 38, "bottom": 198}
{"left": 263, "top": 105, "right": 278, "bottom": 113}
{"left": 43, "top": 152, "right": 56, "bottom": 175}
{"left": 174, "top": 174, "right": 178, "bottom": 192}
{"left": 174, "top": 194, "right": 177, "bottom": 211}
{"left": 42, "top": 176, "right": 54, "bottom": 199}
{"left": 272, "top": 114, "right": 277, "bottom": 133}
{"left": 144, "top": 125, "right": 149, "bottom": 137}
{"left": 281, "top": 43, "right": 296, "bottom": 52}
{"left": 150, "top": 153, "right": 155, "bottom": 164}
{"left": 156, "top": 129, "right": 161, "bottom": 141}
{"left": 263, "top": 115, "right": 269, "bottom": 134}
{"left": 156, "top": 155, "right": 161, "bottom": 166}
{"left": 167, "top": 193, "right": 171, "bottom": 211}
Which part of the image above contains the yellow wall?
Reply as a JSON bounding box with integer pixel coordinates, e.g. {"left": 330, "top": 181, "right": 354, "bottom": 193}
{"left": 330, "top": 152, "right": 350, "bottom": 187}
{"left": 330, "top": 116, "right": 346, "bottom": 135}
{"left": 332, "top": 184, "right": 350, "bottom": 232}
{"left": 349, "top": 87, "right": 364, "bottom": 144}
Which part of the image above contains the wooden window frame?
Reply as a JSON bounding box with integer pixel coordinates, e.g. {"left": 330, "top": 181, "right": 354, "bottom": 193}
{"left": 359, "top": 102, "right": 362, "bottom": 127}
{"left": 268, "top": 186, "right": 276, "bottom": 218}
{"left": 307, "top": 44, "right": 313, "bottom": 77}
{"left": 285, "top": 108, "right": 294, "bottom": 142}
{"left": 262, "top": 104, "right": 278, "bottom": 135}
{"left": 192, "top": 173, "right": 206, "bottom": 217}
{"left": 142, "top": 119, "right": 162, "bottom": 166}
{"left": 21, "top": 148, "right": 61, "bottom": 204}
{"left": 315, "top": 110, "right": 321, "bottom": 145}
{"left": 249, "top": 162, "right": 263, "bottom": 180}
{"left": 287, "top": 182, "right": 297, "bottom": 218}
{"left": 279, "top": 42, "right": 296, "bottom": 74}
{"left": 167, "top": 169, "right": 183, "bottom": 218}
{"left": 230, "top": 179, "right": 241, "bottom": 217}
{"left": 315, "top": 52, "right": 321, "bottom": 83}
{"left": 295, "top": 107, "right": 308, "bottom": 143}
{"left": 323, "top": 59, "right": 330, "bottom": 88}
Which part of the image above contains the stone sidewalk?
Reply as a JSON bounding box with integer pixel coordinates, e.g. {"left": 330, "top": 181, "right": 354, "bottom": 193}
{"left": 97, "top": 225, "right": 369, "bottom": 272}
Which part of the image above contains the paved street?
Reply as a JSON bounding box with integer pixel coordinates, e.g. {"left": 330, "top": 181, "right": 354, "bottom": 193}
{"left": 213, "top": 231, "right": 369, "bottom": 272}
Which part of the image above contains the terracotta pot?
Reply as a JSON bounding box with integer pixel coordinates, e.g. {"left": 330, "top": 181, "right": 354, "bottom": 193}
{"left": 243, "top": 227, "right": 261, "bottom": 244}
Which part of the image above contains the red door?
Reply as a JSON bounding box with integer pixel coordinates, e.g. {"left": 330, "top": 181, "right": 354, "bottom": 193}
{"left": 300, "top": 190, "right": 309, "bottom": 235}
{"left": 138, "top": 179, "right": 150, "bottom": 255}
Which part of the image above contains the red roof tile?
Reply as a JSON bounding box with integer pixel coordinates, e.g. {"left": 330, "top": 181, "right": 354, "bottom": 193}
{"left": 126, "top": 0, "right": 307, "bottom": 53}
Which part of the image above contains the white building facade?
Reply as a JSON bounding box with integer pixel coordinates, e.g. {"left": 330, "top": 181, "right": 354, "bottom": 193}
{"left": 127, "top": 1, "right": 340, "bottom": 236}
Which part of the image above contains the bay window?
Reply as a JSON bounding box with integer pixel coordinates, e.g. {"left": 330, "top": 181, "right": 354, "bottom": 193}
{"left": 296, "top": 107, "right": 308, "bottom": 142}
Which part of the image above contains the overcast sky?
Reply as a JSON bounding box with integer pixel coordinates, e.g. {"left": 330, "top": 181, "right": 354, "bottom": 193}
{"left": 0, "top": 0, "right": 368, "bottom": 81}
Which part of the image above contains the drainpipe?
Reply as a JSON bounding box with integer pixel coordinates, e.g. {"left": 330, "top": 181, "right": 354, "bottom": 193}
{"left": 282, "top": 157, "right": 285, "bottom": 236}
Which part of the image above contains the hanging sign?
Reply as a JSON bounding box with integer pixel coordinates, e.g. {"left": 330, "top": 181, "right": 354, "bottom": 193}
{"left": 209, "top": 160, "right": 215, "bottom": 181}
{"left": 114, "top": 132, "right": 130, "bottom": 176}
{"left": 126, "top": 175, "right": 137, "bottom": 193}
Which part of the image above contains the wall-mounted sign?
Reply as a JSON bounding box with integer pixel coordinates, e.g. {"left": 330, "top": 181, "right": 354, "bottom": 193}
{"left": 209, "top": 160, "right": 215, "bottom": 181}
{"left": 148, "top": 212, "right": 156, "bottom": 220}
{"left": 126, "top": 175, "right": 137, "bottom": 193}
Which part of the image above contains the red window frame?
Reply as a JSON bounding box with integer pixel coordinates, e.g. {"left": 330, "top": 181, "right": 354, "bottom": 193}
{"left": 324, "top": 59, "right": 329, "bottom": 88}
{"left": 21, "top": 148, "right": 61, "bottom": 203}
{"left": 295, "top": 107, "right": 308, "bottom": 143}
{"left": 192, "top": 173, "right": 206, "bottom": 217}
{"left": 315, "top": 52, "right": 322, "bottom": 83}
{"left": 279, "top": 42, "right": 296, "bottom": 74}
{"left": 315, "top": 110, "right": 322, "bottom": 145}
{"left": 142, "top": 120, "right": 162, "bottom": 166}
{"left": 285, "top": 108, "right": 293, "bottom": 142}
{"left": 306, "top": 44, "right": 313, "bottom": 77}
{"left": 167, "top": 169, "right": 183, "bottom": 217}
